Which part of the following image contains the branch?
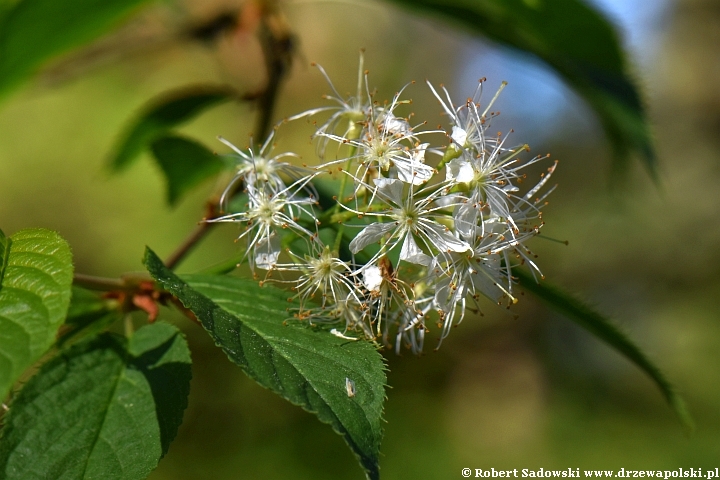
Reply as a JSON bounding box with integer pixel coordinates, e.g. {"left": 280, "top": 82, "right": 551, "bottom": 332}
{"left": 73, "top": 273, "right": 124, "bottom": 291}
{"left": 164, "top": 201, "right": 219, "bottom": 270}
{"left": 163, "top": 4, "right": 296, "bottom": 271}
{"left": 254, "top": 4, "right": 296, "bottom": 142}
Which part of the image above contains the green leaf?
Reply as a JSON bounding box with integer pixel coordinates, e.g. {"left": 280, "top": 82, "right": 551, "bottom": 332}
{"left": 0, "top": 322, "right": 192, "bottom": 479}
{"left": 109, "top": 86, "right": 237, "bottom": 172}
{"left": 0, "top": 0, "right": 154, "bottom": 101}
{"left": 0, "top": 228, "right": 73, "bottom": 401}
{"left": 127, "top": 322, "right": 192, "bottom": 456}
{"left": 0, "top": 229, "right": 10, "bottom": 286}
{"left": 383, "top": 0, "right": 656, "bottom": 179}
{"left": 150, "top": 135, "right": 227, "bottom": 206}
{"left": 143, "top": 247, "right": 386, "bottom": 480}
{"left": 516, "top": 269, "right": 694, "bottom": 432}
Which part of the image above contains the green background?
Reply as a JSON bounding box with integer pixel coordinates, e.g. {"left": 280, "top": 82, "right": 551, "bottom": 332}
{"left": 1, "top": 0, "right": 718, "bottom": 477}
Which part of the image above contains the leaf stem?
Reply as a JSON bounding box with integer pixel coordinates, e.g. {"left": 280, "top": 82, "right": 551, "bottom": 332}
{"left": 73, "top": 273, "right": 124, "bottom": 291}
{"left": 123, "top": 314, "right": 134, "bottom": 337}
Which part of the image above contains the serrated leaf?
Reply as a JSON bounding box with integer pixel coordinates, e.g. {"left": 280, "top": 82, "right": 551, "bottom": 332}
{"left": 516, "top": 269, "right": 694, "bottom": 432}
{"left": 0, "top": 229, "right": 10, "bottom": 286}
{"left": 384, "top": 0, "right": 656, "bottom": 180}
{"left": 150, "top": 135, "right": 227, "bottom": 206}
{"left": 143, "top": 247, "right": 386, "bottom": 480}
{"left": 0, "top": 0, "right": 154, "bottom": 101}
{"left": 127, "top": 322, "right": 192, "bottom": 456}
{"left": 110, "top": 86, "right": 236, "bottom": 172}
{"left": 0, "top": 322, "right": 192, "bottom": 479}
{"left": 0, "top": 228, "right": 73, "bottom": 401}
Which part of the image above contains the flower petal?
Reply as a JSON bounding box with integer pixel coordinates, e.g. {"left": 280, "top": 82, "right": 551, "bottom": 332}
{"left": 349, "top": 221, "right": 396, "bottom": 253}
{"left": 446, "top": 157, "right": 475, "bottom": 183}
{"left": 254, "top": 234, "right": 281, "bottom": 270}
{"left": 373, "top": 177, "right": 405, "bottom": 205}
{"left": 400, "top": 234, "right": 431, "bottom": 265}
{"left": 420, "top": 220, "right": 471, "bottom": 253}
{"left": 362, "top": 265, "right": 383, "bottom": 292}
{"left": 451, "top": 126, "right": 467, "bottom": 146}
{"left": 393, "top": 160, "right": 434, "bottom": 185}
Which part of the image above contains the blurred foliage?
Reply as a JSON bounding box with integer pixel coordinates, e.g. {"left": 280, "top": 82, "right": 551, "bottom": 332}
{"left": 385, "top": 0, "right": 656, "bottom": 179}
{"left": 0, "top": 0, "right": 154, "bottom": 100}
{"left": 0, "top": 0, "right": 719, "bottom": 478}
{"left": 1, "top": 0, "right": 654, "bottom": 180}
{"left": 109, "top": 86, "right": 237, "bottom": 172}
{"left": 149, "top": 135, "right": 226, "bottom": 206}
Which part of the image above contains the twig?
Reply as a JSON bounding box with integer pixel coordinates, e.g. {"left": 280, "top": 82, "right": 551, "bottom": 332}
{"left": 255, "top": 4, "right": 295, "bottom": 143}
{"left": 162, "top": 4, "right": 296, "bottom": 271}
{"left": 73, "top": 273, "right": 124, "bottom": 291}
{"left": 164, "top": 202, "right": 218, "bottom": 270}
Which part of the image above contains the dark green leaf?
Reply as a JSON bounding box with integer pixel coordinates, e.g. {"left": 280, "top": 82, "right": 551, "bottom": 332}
{"left": 143, "top": 247, "right": 386, "bottom": 480}
{"left": 150, "top": 135, "right": 227, "bottom": 206}
{"left": 127, "top": 322, "right": 192, "bottom": 456}
{"left": 0, "top": 323, "right": 192, "bottom": 479}
{"left": 384, "top": 0, "right": 656, "bottom": 179}
{"left": 516, "top": 269, "right": 693, "bottom": 432}
{"left": 0, "top": 228, "right": 73, "bottom": 401}
{"left": 109, "top": 86, "right": 237, "bottom": 171}
{"left": 0, "top": 0, "right": 154, "bottom": 101}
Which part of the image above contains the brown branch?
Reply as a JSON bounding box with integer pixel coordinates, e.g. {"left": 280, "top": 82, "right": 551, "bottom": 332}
{"left": 164, "top": 201, "right": 219, "bottom": 270}
{"left": 162, "top": 3, "right": 296, "bottom": 271}
{"left": 255, "top": 3, "right": 296, "bottom": 143}
{"left": 73, "top": 273, "right": 124, "bottom": 291}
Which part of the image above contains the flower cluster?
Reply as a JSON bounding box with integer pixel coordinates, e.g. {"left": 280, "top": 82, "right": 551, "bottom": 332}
{"left": 212, "top": 56, "right": 558, "bottom": 354}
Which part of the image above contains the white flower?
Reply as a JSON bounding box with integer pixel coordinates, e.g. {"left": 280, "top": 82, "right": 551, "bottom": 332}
{"left": 388, "top": 289, "right": 433, "bottom": 355}
{"left": 213, "top": 57, "right": 561, "bottom": 355}
{"left": 317, "top": 87, "right": 436, "bottom": 186}
{"left": 501, "top": 159, "right": 559, "bottom": 280}
{"left": 430, "top": 79, "right": 555, "bottom": 237}
{"left": 271, "top": 244, "right": 363, "bottom": 320}
{"left": 430, "top": 228, "right": 514, "bottom": 344}
{"left": 347, "top": 177, "right": 471, "bottom": 267}
{"left": 217, "top": 130, "right": 313, "bottom": 205}
{"left": 209, "top": 173, "right": 320, "bottom": 270}
{"left": 361, "top": 257, "right": 415, "bottom": 338}
{"left": 446, "top": 140, "right": 551, "bottom": 229}
{"left": 288, "top": 54, "right": 371, "bottom": 155}
{"left": 427, "top": 79, "right": 506, "bottom": 150}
